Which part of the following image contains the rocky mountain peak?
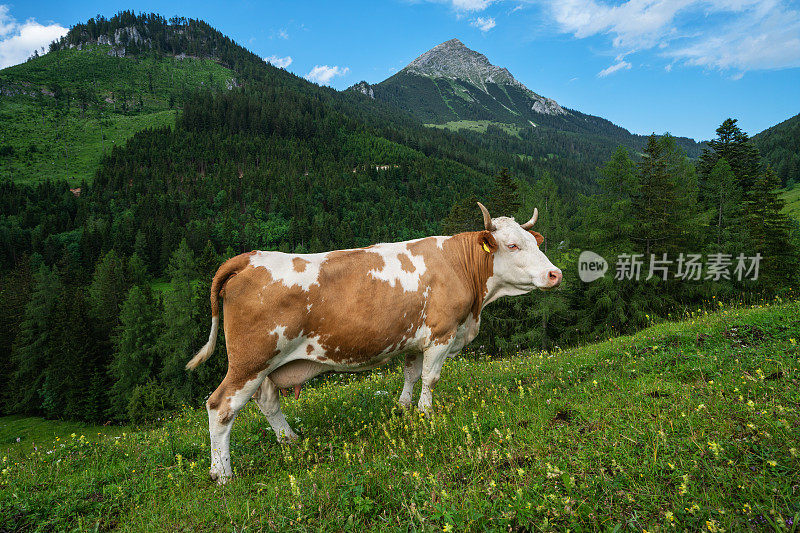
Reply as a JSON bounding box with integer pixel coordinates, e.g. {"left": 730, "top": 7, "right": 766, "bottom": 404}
{"left": 403, "top": 39, "right": 517, "bottom": 89}
{"left": 401, "top": 39, "right": 566, "bottom": 116}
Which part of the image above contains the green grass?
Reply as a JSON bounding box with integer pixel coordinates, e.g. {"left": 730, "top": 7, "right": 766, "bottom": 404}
{"left": 0, "top": 46, "right": 236, "bottom": 185}
{"left": 2, "top": 300, "right": 799, "bottom": 531}
{"left": 780, "top": 184, "right": 800, "bottom": 221}
{"left": 425, "top": 120, "right": 522, "bottom": 138}
{"left": 0, "top": 101, "right": 177, "bottom": 185}
{"left": 0, "top": 416, "right": 127, "bottom": 455}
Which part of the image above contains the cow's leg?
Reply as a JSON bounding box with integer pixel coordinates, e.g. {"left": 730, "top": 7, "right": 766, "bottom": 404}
{"left": 398, "top": 352, "right": 423, "bottom": 408}
{"left": 206, "top": 370, "right": 266, "bottom": 484}
{"left": 252, "top": 376, "right": 299, "bottom": 443}
{"left": 418, "top": 343, "right": 452, "bottom": 413}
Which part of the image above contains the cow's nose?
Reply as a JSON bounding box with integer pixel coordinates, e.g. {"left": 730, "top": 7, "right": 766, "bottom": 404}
{"left": 548, "top": 269, "right": 562, "bottom": 287}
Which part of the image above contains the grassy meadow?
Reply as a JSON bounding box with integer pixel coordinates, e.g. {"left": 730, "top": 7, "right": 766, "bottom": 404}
{"left": 781, "top": 184, "right": 800, "bottom": 221}
{"left": 0, "top": 416, "right": 127, "bottom": 455}
{"left": 425, "top": 120, "right": 523, "bottom": 138}
{"left": 0, "top": 45, "right": 236, "bottom": 185}
{"left": 1, "top": 299, "right": 799, "bottom": 531}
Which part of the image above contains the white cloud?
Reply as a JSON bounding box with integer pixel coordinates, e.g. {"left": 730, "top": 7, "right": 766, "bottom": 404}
{"left": 544, "top": 0, "right": 800, "bottom": 73}
{"left": 305, "top": 64, "right": 350, "bottom": 85}
{"left": 270, "top": 28, "right": 289, "bottom": 40}
{"left": 451, "top": 0, "right": 494, "bottom": 11}
{"left": 0, "top": 5, "right": 15, "bottom": 36}
{"left": 471, "top": 16, "right": 497, "bottom": 31}
{"left": 666, "top": 3, "right": 800, "bottom": 71}
{"left": 265, "top": 55, "right": 293, "bottom": 68}
{"left": 0, "top": 5, "right": 68, "bottom": 69}
{"left": 597, "top": 60, "right": 631, "bottom": 77}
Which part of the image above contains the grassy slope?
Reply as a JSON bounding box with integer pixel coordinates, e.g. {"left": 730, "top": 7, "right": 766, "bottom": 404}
{"left": 0, "top": 45, "right": 235, "bottom": 186}
{"left": 2, "top": 300, "right": 799, "bottom": 531}
{"left": 0, "top": 416, "right": 127, "bottom": 455}
{"left": 780, "top": 184, "right": 800, "bottom": 221}
{"left": 425, "top": 120, "right": 523, "bottom": 138}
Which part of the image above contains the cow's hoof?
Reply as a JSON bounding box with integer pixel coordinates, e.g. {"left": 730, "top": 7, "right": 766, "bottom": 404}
{"left": 397, "top": 398, "right": 412, "bottom": 410}
{"left": 277, "top": 429, "right": 300, "bottom": 444}
{"left": 210, "top": 467, "right": 232, "bottom": 485}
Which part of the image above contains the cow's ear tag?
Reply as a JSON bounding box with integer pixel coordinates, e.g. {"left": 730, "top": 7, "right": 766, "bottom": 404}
{"left": 482, "top": 242, "right": 492, "bottom": 254}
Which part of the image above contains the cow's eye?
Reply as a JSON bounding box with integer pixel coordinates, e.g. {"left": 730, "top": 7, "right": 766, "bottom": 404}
{"left": 507, "top": 243, "right": 519, "bottom": 251}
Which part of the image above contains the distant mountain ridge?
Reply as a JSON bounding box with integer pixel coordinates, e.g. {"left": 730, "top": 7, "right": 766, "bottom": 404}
{"left": 349, "top": 38, "right": 702, "bottom": 155}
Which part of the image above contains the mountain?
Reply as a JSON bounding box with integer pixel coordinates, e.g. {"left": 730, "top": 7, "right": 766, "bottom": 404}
{"left": 752, "top": 112, "right": 800, "bottom": 187}
{"left": 0, "top": 12, "right": 253, "bottom": 185}
{"left": 350, "top": 38, "right": 702, "bottom": 157}
{"left": 352, "top": 39, "right": 631, "bottom": 137}
{"left": 0, "top": 12, "right": 641, "bottom": 199}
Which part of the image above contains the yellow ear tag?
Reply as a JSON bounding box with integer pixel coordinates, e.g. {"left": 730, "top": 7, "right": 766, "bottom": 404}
{"left": 482, "top": 242, "right": 492, "bottom": 254}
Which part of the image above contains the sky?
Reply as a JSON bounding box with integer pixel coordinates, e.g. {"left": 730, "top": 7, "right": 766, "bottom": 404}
{"left": 1, "top": 0, "right": 799, "bottom": 141}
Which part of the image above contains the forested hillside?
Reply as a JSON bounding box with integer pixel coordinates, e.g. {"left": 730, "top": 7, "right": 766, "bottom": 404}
{"left": 753, "top": 112, "right": 800, "bottom": 187}
{"left": 0, "top": 13, "right": 247, "bottom": 185}
{"left": 0, "top": 12, "right": 797, "bottom": 427}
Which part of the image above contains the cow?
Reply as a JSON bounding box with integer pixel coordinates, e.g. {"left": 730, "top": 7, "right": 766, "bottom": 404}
{"left": 186, "top": 203, "right": 562, "bottom": 483}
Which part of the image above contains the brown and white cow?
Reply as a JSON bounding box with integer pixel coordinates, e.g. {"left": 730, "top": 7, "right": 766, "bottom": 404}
{"left": 187, "top": 203, "right": 562, "bottom": 483}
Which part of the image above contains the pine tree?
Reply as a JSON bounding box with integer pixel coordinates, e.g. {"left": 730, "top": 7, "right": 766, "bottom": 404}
{"left": 166, "top": 238, "right": 197, "bottom": 281}
{"left": 699, "top": 118, "right": 761, "bottom": 194}
{"left": 633, "top": 135, "right": 701, "bottom": 258}
{"left": 582, "top": 146, "right": 638, "bottom": 253}
{"left": 748, "top": 166, "right": 797, "bottom": 286}
{"left": 634, "top": 136, "right": 674, "bottom": 257}
{"left": 441, "top": 194, "right": 481, "bottom": 234}
{"left": 528, "top": 173, "right": 565, "bottom": 254}
{"left": 158, "top": 241, "right": 206, "bottom": 406}
{"left": 40, "top": 287, "right": 100, "bottom": 421}
{"left": 704, "top": 158, "right": 745, "bottom": 252}
{"left": 0, "top": 259, "right": 32, "bottom": 412}
{"left": 108, "top": 285, "right": 160, "bottom": 421}
{"left": 487, "top": 168, "right": 521, "bottom": 217}
{"left": 7, "top": 264, "right": 62, "bottom": 414}
{"left": 88, "top": 250, "right": 128, "bottom": 333}
{"left": 127, "top": 252, "right": 149, "bottom": 287}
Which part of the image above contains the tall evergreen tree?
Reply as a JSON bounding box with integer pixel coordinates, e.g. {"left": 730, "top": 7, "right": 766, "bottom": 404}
{"left": 0, "top": 259, "right": 32, "bottom": 413}
{"left": 748, "top": 166, "right": 797, "bottom": 286}
{"left": 633, "top": 135, "right": 701, "bottom": 258}
{"left": 7, "top": 264, "right": 63, "bottom": 414}
{"left": 699, "top": 118, "right": 761, "bottom": 194}
{"left": 582, "top": 146, "right": 638, "bottom": 253}
{"left": 108, "top": 285, "right": 160, "bottom": 421}
{"left": 441, "top": 194, "right": 481, "bottom": 235}
{"left": 40, "top": 287, "right": 100, "bottom": 421}
{"left": 486, "top": 168, "right": 521, "bottom": 218}
{"left": 88, "top": 250, "right": 128, "bottom": 334}
{"left": 158, "top": 241, "right": 205, "bottom": 406}
{"left": 528, "top": 172, "right": 565, "bottom": 254}
{"left": 703, "top": 158, "right": 745, "bottom": 252}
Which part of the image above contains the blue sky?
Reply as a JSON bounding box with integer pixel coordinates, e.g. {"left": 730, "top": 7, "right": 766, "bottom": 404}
{"left": 2, "top": 0, "right": 799, "bottom": 141}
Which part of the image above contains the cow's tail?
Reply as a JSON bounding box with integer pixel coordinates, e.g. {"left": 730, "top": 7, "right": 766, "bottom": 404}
{"left": 186, "top": 253, "right": 251, "bottom": 370}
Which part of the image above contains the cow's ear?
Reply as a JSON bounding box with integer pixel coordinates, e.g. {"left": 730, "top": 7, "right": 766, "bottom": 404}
{"left": 529, "top": 230, "right": 544, "bottom": 246}
{"left": 479, "top": 231, "right": 498, "bottom": 254}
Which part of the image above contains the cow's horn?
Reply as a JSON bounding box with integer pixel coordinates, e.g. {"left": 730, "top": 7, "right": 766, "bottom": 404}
{"left": 477, "top": 202, "right": 495, "bottom": 231}
{"left": 520, "top": 208, "right": 538, "bottom": 230}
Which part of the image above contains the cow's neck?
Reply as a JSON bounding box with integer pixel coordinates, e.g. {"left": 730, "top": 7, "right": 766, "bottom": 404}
{"left": 483, "top": 277, "right": 528, "bottom": 308}
{"left": 444, "top": 232, "right": 495, "bottom": 320}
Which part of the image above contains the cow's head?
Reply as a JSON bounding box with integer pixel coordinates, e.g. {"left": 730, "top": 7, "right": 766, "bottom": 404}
{"left": 478, "top": 202, "right": 562, "bottom": 295}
